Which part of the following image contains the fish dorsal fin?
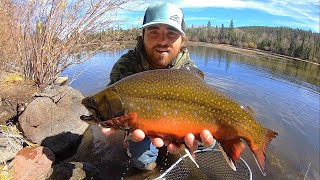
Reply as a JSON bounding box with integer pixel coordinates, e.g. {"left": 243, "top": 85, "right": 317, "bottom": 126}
{"left": 241, "top": 105, "right": 255, "bottom": 116}
{"left": 179, "top": 66, "right": 205, "bottom": 79}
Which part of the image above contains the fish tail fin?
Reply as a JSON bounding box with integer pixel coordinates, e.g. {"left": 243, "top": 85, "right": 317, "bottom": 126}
{"left": 218, "top": 138, "right": 246, "bottom": 170}
{"left": 252, "top": 129, "right": 278, "bottom": 176}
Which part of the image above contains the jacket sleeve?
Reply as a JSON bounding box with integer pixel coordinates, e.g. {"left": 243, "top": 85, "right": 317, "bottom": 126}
{"left": 108, "top": 50, "right": 144, "bottom": 86}
{"left": 174, "top": 50, "right": 205, "bottom": 79}
{"left": 108, "top": 53, "right": 129, "bottom": 86}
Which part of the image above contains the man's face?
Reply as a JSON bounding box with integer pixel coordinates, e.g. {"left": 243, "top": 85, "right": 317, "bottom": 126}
{"left": 143, "top": 24, "right": 183, "bottom": 69}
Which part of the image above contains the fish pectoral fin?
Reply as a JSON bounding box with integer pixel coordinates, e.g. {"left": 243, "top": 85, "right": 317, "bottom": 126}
{"left": 100, "top": 112, "right": 138, "bottom": 130}
{"left": 182, "top": 145, "right": 199, "bottom": 168}
{"left": 217, "top": 138, "right": 246, "bottom": 171}
{"left": 218, "top": 143, "right": 237, "bottom": 171}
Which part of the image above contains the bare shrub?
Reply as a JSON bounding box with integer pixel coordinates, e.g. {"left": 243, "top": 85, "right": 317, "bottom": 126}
{"left": 0, "top": 0, "right": 20, "bottom": 71}
{"left": 0, "top": 0, "right": 143, "bottom": 87}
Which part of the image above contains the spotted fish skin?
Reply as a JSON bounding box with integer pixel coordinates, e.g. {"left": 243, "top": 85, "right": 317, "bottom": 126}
{"left": 81, "top": 69, "right": 278, "bottom": 176}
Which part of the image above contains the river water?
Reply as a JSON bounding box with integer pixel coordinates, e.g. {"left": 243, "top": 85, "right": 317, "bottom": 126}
{"left": 63, "top": 44, "right": 319, "bottom": 180}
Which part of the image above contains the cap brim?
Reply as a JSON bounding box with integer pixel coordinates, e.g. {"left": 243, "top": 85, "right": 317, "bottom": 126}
{"left": 140, "top": 22, "right": 185, "bottom": 35}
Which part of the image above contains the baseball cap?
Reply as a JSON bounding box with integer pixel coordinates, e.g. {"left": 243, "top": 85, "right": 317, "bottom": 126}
{"left": 140, "top": 3, "right": 185, "bottom": 34}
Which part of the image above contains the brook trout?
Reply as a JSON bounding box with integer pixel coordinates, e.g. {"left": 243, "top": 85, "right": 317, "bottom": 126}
{"left": 81, "top": 69, "right": 278, "bottom": 176}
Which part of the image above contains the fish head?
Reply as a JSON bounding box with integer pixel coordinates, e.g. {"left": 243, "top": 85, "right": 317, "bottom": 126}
{"left": 80, "top": 86, "right": 124, "bottom": 127}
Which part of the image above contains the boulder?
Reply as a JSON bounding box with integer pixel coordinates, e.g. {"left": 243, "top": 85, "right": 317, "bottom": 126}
{"left": 18, "top": 86, "right": 89, "bottom": 158}
{"left": 68, "top": 125, "right": 131, "bottom": 179}
{"left": 13, "top": 146, "right": 55, "bottom": 180}
{"left": 50, "top": 161, "right": 101, "bottom": 180}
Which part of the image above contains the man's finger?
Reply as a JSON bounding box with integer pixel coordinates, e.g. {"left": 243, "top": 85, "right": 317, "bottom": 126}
{"left": 200, "top": 129, "right": 214, "bottom": 147}
{"left": 101, "top": 128, "right": 117, "bottom": 136}
{"left": 167, "top": 143, "right": 181, "bottom": 154}
{"left": 184, "top": 133, "right": 197, "bottom": 152}
{"left": 130, "top": 129, "right": 145, "bottom": 142}
{"left": 150, "top": 137, "right": 164, "bottom": 147}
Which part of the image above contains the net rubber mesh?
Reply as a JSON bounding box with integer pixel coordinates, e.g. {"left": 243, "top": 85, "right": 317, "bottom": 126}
{"left": 155, "top": 149, "right": 252, "bottom": 180}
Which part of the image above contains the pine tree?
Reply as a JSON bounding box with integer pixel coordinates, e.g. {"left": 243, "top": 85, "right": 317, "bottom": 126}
{"left": 229, "top": 19, "right": 234, "bottom": 30}
{"left": 207, "top": 21, "right": 211, "bottom": 28}
{"left": 219, "top": 24, "right": 225, "bottom": 43}
{"left": 228, "top": 19, "right": 235, "bottom": 45}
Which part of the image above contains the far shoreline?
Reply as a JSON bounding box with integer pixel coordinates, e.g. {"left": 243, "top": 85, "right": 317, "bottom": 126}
{"left": 186, "top": 41, "right": 320, "bottom": 66}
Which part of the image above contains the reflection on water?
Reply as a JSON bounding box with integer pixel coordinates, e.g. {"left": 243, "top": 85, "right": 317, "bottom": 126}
{"left": 63, "top": 45, "right": 319, "bottom": 179}
{"left": 188, "top": 45, "right": 320, "bottom": 89}
{"left": 188, "top": 45, "right": 320, "bottom": 180}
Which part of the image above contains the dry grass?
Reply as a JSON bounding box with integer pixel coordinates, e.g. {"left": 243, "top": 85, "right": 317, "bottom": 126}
{"left": 2, "top": 73, "right": 24, "bottom": 83}
{"left": 0, "top": 162, "right": 13, "bottom": 180}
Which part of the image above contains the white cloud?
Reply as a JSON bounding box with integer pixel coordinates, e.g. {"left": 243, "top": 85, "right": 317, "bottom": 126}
{"left": 116, "top": 0, "right": 319, "bottom": 31}
{"left": 185, "top": 17, "right": 216, "bottom": 21}
{"left": 273, "top": 20, "right": 319, "bottom": 32}
{"left": 175, "top": 0, "right": 319, "bottom": 31}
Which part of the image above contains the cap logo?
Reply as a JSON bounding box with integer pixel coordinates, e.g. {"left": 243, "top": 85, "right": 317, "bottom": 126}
{"left": 170, "top": 15, "right": 180, "bottom": 23}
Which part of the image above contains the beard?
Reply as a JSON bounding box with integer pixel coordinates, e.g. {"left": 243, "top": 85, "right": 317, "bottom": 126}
{"left": 145, "top": 45, "right": 179, "bottom": 69}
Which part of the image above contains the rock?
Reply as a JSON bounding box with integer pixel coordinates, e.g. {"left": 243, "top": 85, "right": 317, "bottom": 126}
{"left": 53, "top": 75, "right": 69, "bottom": 86}
{"left": 50, "top": 161, "right": 102, "bottom": 180}
{"left": 0, "top": 124, "right": 24, "bottom": 163}
{"left": 68, "top": 125, "right": 131, "bottom": 179}
{"left": 18, "top": 86, "right": 89, "bottom": 159}
{"left": 13, "top": 146, "right": 55, "bottom": 180}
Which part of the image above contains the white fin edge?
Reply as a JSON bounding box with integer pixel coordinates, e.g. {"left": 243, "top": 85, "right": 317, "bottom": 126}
{"left": 217, "top": 143, "right": 237, "bottom": 171}
{"left": 182, "top": 145, "right": 199, "bottom": 168}
{"left": 253, "top": 154, "right": 267, "bottom": 176}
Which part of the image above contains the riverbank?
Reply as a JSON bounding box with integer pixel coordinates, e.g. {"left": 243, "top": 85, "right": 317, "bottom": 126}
{"left": 187, "top": 41, "right": 320, "bottom": 66}
{"left": 0, "top": 72, "right": 39, "bottom": 125}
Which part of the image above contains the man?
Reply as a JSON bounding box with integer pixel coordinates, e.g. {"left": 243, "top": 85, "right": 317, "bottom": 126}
{"left": 102, "top": 3, "right": 215, "bottom": 171}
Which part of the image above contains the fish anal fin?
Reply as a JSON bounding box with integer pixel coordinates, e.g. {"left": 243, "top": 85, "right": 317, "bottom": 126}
{"left": 252, "top": 129, "right": 278, "bottom": 176}
{"left": 100, "top": 112, "right": 138, "bottom": 130}
{"left": 217, "top": 143, "right": 237, "bottom": 171}
{"left": 219, "top": 138, "right": 246, "bottom": 163}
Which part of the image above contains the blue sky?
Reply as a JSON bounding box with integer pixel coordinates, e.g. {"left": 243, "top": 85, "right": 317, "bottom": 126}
{"left": 118, "top": 0, "right": 319, "bottom": 33}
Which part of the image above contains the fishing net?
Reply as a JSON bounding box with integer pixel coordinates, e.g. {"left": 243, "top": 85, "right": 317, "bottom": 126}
{"left": 155, "top": 148, "right": 252, "bottom": 180}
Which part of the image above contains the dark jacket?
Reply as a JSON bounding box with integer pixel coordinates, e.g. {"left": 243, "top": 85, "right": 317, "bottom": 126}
{"left": 108, "top": 37, "right": 201, "bottom": 85}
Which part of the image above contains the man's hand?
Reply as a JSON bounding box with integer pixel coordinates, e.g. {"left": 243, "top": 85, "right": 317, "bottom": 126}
{"left": 101, "top": 128, "right": 214, "bottom": 154}
{"left": 165, "top": 130, "right": 214, "bottom": 154}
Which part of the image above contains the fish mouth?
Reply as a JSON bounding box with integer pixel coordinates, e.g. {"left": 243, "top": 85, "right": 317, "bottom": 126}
{"left": 81, "top": 103, "right": 105, "bottom": 124}
{"left": 81, "top": 96, "right": 106, "bottom": 123}
{"left": 80, "top": 106, "right": 105, "bottom": 123}
{"left": 80, "top": 114, "right": 95, "bottom": 121}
